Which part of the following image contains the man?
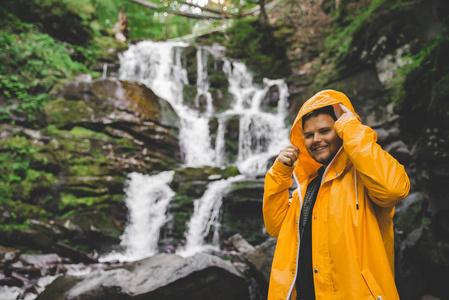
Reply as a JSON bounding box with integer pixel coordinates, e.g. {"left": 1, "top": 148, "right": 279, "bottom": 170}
{"left": 263, "top": 90, "right": 410, "bottom": 300}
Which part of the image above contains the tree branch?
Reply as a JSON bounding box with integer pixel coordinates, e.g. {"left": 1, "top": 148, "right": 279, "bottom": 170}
{"left": 178, "top": 1, "right": 235, "bottom": 18}
{"left": 126, "top": 0, "right": 284, "bottom": 20}
{"left": 126, "top": 0, "right": 226, "bottom": 19}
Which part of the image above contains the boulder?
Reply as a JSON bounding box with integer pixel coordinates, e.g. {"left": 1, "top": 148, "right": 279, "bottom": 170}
{"left": 36, "top": 253, "right": 251, "bottom": 300}
{"left": 243, "top": 237, "right": 277, "bottom": 284}
{"left": 222, "top": 178, "right": 266, "bottom": 245}
{"left": 19, "top": 253, "right": 62, "bottom": 266}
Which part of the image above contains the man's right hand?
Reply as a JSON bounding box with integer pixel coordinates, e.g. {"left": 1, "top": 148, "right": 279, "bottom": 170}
{"left": 277, "top": 145, "right": 300, "bottom": 167}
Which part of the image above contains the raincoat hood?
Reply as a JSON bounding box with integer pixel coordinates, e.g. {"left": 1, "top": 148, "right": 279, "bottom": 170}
{"left": 290, "top": 90, "right": 360, "bottom": 181}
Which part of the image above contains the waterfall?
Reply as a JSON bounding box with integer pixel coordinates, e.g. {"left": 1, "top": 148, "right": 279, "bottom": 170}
{"left": 102, "top": 63, "right": 108, "bottom": 79}
{"left": 177, "top": 175, "right": 245, "bottom": 257}
{"left": 119, "top": 41, "right": 215, "bottom": 166}
{"left": 113, "top": 40, "right": 291, "bottom": 258}
{"left": 196, "top": 47, "right": 213, "bottom": 115}
{"left": 100, "top": 171, "right": 175, "bottom": 262}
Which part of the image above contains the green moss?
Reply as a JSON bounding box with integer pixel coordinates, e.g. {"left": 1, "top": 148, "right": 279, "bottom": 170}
{"left": 67, "top": 164, "right": 103, "bottom": 176}
{"left": 0, "top": 11, "right": 91, "bottom": 122}
{"left": 59, "top": 193, "right": 111, "bottom": 210}
{"left": 0, "top": 137, "right": 55, "bottom": 203}
{"left": 44, "top": 98, "right": 93, "bottom": 126}
{"left": 19, "top": 169, "right": 58, "bottom": 200}
{"left": 223, "top": 18, "right": 291, "bottom": 80}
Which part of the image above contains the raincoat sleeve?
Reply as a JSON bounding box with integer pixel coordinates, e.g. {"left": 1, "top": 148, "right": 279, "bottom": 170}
{"left": 334, "top": 115, "right": 410, "bottom": 207}
{"left": 263, "top": 159, "right": 295, "bottom": 238}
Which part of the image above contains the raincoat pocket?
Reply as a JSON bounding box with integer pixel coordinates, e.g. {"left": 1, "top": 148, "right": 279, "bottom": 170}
{"left": 362, "top": 269, "right": 383, "bottom": 300}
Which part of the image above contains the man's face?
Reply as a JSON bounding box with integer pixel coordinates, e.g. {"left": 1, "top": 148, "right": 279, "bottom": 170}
{"left": 303, "top": 113, "right": 343, "bottom": 166}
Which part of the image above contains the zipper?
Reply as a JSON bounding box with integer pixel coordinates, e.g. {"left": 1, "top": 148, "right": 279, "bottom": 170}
{"left": 287, "top": 172, "right": 301, "bottom": 300}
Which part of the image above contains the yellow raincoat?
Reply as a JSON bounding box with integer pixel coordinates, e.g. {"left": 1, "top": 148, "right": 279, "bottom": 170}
{"left": 263, "top": 90, "right": 410, "bottom": 300}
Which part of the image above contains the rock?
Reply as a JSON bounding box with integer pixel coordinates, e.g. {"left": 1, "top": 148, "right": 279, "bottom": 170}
{"left": 261, "top": 84, "right": 280, "bottom": 112}
{"left": 402, "top": 219, "right": 449, "bottom": 299}
{"left": 229, "top": 233, "right": 256, "bottom": 253}
{"left": 384, "top": 140, "right": 412, "bottom": 165}
{"left": 0, "top": 274, "right": 26, "bottom": 287}
{"left": 0, "top": 246, "right": 21, "bottom": 264}
{"left": 375, "top": 126, "right": 401, "bottom": 146}
{"left": 52, "top": 242, "right": 97, "bottom": 264}
{"left": 19, "top": 253, "right": 62, "bottom": 266}
{"left": 222, "top": 178, "right": 266, "bottom": 245}
{"left": 223, "top": 114, "right": 240, "bottom": 164}
{"left": 244, "top": 237, "right": 277, "bottom": 284}
{"left": 395, "top": 192, "right": 427, "bottom": 236}
{"left": 37, "top": 253, "right": 251, "bottom": 300}
{"left": 46, "top": 78, "right": 181, "bottom": 164}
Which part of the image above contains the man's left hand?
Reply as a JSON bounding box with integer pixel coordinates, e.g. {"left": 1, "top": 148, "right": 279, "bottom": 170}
{"left": 338, "top": 103, "right": 354, "bottom": 119}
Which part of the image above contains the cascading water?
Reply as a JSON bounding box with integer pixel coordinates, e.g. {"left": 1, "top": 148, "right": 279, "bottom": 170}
{"left": 100, "top": 171, "right": 175, "bottom": 262}
{"left": 110, "top": 40, "right": 290, "bottom": 259}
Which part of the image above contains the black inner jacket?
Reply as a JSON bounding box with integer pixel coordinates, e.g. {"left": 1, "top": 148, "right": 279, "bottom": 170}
{"left": 296, "top": 166, "right": 324, "bottom": 300}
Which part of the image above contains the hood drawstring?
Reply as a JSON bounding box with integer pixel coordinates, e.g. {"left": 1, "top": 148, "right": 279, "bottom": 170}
{"left": 354, "top": 169, "right": 359, "bottom": 210}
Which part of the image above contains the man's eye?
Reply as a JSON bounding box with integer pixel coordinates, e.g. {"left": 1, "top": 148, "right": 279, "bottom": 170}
{"left": 305, "top": 134, "right": 313, "bottom": 139}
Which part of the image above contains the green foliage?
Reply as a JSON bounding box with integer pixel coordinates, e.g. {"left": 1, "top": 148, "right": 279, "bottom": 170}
{"left": 319, "top": 0, "right": 399, "bottom": 83}
{"left": 223, "top": 17, "right": 291, "bottom": 79}
{"left": 392, "top": 23, "right": 449, "bottom": 167}
{"left": 0, "top": 14, "right": 90, "bottom": 122}
{"left": 93, "top": 0, "right": 197, "bottom": 41}
{"left": 0, "top": 136, "right": 58, "bottom": 207}
{"left": 59, "top": 193, "right": 111, "bottom": 210}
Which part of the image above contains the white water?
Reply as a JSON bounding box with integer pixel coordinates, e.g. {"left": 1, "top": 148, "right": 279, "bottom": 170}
{"left": 100, "top": 171, "right": 175, "bottom": 262}
{"left": 177, "top": 175, "right": 245, "bottom": 257}
{"left": 111, "top": 40, "right": 291, "bottom": 258}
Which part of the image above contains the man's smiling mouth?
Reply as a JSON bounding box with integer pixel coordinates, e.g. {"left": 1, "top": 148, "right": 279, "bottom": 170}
{"left": 314, "top": 146, "right": 327, "bottom": 151}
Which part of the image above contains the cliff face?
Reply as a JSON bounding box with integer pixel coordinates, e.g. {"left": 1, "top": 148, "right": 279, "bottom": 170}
{"left": 264, "top": 1, "right": 449, "bottom": 298}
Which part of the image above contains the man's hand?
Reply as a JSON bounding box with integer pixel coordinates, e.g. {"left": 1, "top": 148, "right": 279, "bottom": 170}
{"left": 277, "top": 145, "right": 300, "bottom": 167}
{"left": 338, "top": 103, "right": 354, "bottom": 119}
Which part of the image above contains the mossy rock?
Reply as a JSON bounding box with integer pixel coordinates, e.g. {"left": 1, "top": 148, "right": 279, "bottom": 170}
{"left": 182, "top": 84, "right": 198, "bottom": 109}
{"left": 208, "top": 116, "right": 219, "bottom": 149}
{"left": 223, "top": 18, "right": 292, "bottom": 80}
{"left": 13, "top": 169, "right": 58, "bottom": 202}
{"left": 183, "top": 45, "right": 198, "bottom": 85}
{"left": 63, "top": 203, "right": 126, "bottom": 252}
{"left": 44, "top": 98, "right": 96, "bottom": 127}
{"left": 224, "top": 115, "right": 240, "bottom": 164}
{"left": 94, "top": 35, "right": 128, "bottom": 63}
{"left": 165, "top": 195, "right": 196, "bottom": 245}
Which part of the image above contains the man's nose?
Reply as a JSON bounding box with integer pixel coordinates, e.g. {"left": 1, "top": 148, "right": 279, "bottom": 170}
{"left": 313, "top": 133, "right": 322, "bottom": 142}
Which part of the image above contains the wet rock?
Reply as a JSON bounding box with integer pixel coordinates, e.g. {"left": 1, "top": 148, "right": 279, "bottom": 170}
{"left": 222, "top": 178, "right": 266, "bottom": 245}
{"left": 0, "top": 273, "right": 27, "bottom": 287}
{"left": 229, "top": 233, "right": 256, "bottom": 253}
{"left": 52, "top": 242, "right": 97, "bottom": 264}
{"left": 0, "top": 246, "right": 21, "bottom": 264}
{"left": 19, "top": 254, "right": 62, "bottom": 267}
{"left": 223, "top": 114, "right": 240, "bottom": 164}
{"left": 401, "top": 222, "right": 449, "bottom": 299}
{"left": 375, "top": 126, "right": 401, "bottom": 146}
{"left": 384, "top": 140, "right": 412, "bottom": 165}
{"left": 46, "top": 78, "right": 181, "bottom": 163}
{"left": 261, "top": 84, "right": 280, "bottom": 112}
{"left": 243, "top": 237, "right": 277, "bottom": 284}
{"left": 0, "top": 228, "right": 56, "bottom": 252}
{"left": 37, "top": 253, "right": 250, "bottom": 300}
{"left": 165, "top": 166, "right": 240, "bottom": 246}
